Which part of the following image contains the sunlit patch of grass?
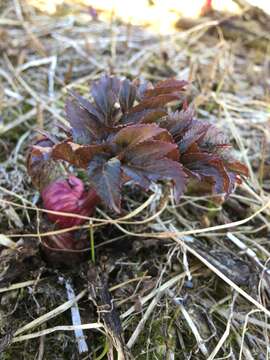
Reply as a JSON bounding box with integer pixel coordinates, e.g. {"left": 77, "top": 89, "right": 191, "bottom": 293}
{"left": 26, "top": 0, "right": 242, "bottom": 34}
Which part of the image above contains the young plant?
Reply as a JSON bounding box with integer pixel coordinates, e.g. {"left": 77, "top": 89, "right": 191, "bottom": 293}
{"left": 27, "top": 75, "right": 248, "bottom": 256}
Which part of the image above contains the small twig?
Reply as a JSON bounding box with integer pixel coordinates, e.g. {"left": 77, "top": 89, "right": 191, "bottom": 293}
{"left": 168, "top": 224, "right": 270, "bottom": 318}
{"left": 235, "top": 331, "right": 254, "bottom": 360}
{"left": 227, "top": 232, "right": 270, "bottom": 276}
{"left": 48, "top": 56, "right": 57, "bottom": 99}
{"left": 62, "top": 277, "right": 89, "bottom": 354}
{"left": 0, "top": 279, "right": 44, "bottom": 294}
{"left": 14, "top": 289, "right": 87, "bottom": 336}
{"left": 127, "top": 291, "right": 163, "bottom": 349}
{"left": 89, "top": 220, "right": 95, "bottom": 263}
{"left": 0, "top": 107, "right": 37, "bottom": 135}
{"left": 167, "top": 289, "right": 209, "bottom": 357}
{"left": 121, "top": 266, "right": 201, "bottom": 320}
{"left": 4, "top": 54, "right": 68, "bottom": 126}
{"left": 12, "top": 323, "right": 103, "bottom": 343}
{"left": 207, "top": 292, "right": 237, "bottom": 360}
{"left": 17, "top": 56, "right": 57, "bottom": 73}
{"left": 51, "top": 34, "right": 105, "bottom": 70}
{"left": 239, "top": 309, "right": 262, "bottom": 360}
{"left": 37, "top": 324, "right": 45, "bottom": 360}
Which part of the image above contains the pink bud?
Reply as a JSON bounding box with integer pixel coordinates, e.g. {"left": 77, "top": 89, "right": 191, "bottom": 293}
{"left": 44, "top": 231, "right": 87, "bottom": 250}
{"left": 41, "top": 230, "right": 90, "bottom": 265}
{"left": 41, "top": 175, "right": 99, "bottom": 228}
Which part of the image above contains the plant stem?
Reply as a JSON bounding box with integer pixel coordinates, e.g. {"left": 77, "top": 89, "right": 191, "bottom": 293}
{"left": 89, "top": 220, "right": 95, "bottom": 263}
{"left": 94, "top": 339, "right": 109, "bottom": 360}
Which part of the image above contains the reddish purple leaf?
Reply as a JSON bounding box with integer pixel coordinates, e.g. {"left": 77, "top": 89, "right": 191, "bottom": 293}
{"left": 144, "top": 79, "right": 188, "bottom": 98}
{"left": 225, "top": 161, "right": 249, "bottom": 177}
{"left": 160, "top": 108, "right": 194, "bottom": 141}
{"left": 122, "top": 108, "right": 167, "bottom": 124}
{"left": 69, "top": 90, "right": 104, "bottom": 122}
{"left": 114, "top": 124, "right": 172, "bottom": 149}
{"left": 124, "top": 141, "right": 179, "bottom": 163}
{"left": 27, "top": 137, "right": 63, "bottom": 190}
{"left": 178, "top": 120, "right": 211, "bottom": 152}
{"left": 91, "top": 75, "right": 121, "bottom": 124}
{"left": 52, "top": 142, "right": 108, "bottom": 168}
{"left": 134, "top": 79, "right": 153, "bottom": 100}
{"left": 65, "top": 99, "right": 102, "bottom": 144}
{"left": 198, "top": 124, "right": 229, "bottom": 149}
{"left": 88, "top": 155, "right": 122, "bottom": 212}
{"left": 123, "top": 158, "right": 186, "bottom": 202}
{"left": 129, "top": 93, "right": 180, "bottom": 114}
{"left": 122, "top": 166, "right": 151, "bottom": 190}
{"left": 155, "top": 78, "right": 188, "bottom": 89}
{"left": 181, "top": 152, "right": 231, "bottom": 194}
{"left": 119, "top": 79, "right": 136, "bottom": 113}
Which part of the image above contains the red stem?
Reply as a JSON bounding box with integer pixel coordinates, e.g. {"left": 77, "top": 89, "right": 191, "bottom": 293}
{"left": 80, "top": 188, "right": 101, "bottom": 210}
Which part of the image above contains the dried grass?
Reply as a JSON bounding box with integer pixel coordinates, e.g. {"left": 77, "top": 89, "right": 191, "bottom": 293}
{"left": 0, "top": 0, "right": 270, "bottom": 358}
